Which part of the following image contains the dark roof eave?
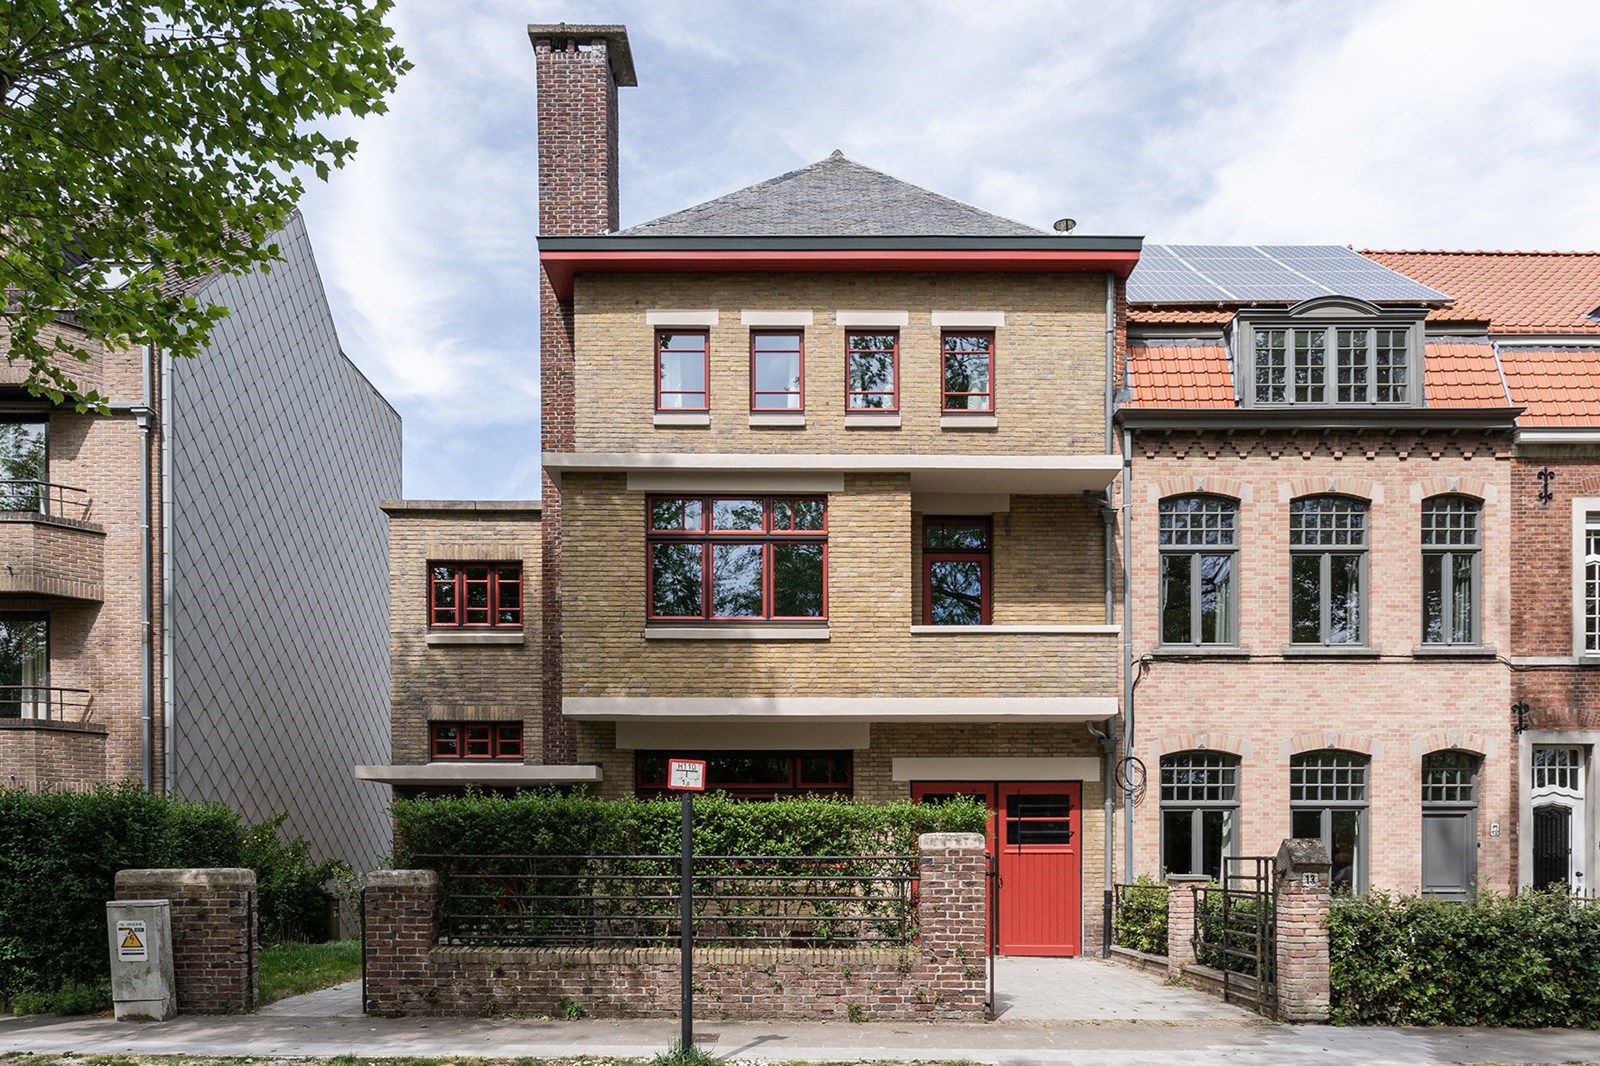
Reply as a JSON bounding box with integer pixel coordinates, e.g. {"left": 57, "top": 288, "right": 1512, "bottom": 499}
{"left": 540, "top": 235, "right": 1145, "bottom": 253}
{"left": 1115, "top": 406, "right": 1522, "bottom": 430}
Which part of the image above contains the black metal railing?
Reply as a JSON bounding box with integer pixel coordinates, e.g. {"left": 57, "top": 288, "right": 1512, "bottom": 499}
{"left": 1193, "top": 856, "right": 1276, "bottom": 1015}
{"left": 1110, "top": 880, "right": 1170, "bottom": 955}
{"left": 0, "top": 686, "right": 93, "bottom": 722}
{"left": 0, "top": 480, "right": 91, "bottom": 521}
{"left": 423, "top": 853, "right": 920, "bottom": 948}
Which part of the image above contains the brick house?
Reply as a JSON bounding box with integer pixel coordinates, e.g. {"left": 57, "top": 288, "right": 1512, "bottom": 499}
{"left": 1119, "top": 247, "right": 1519, "bottom": 898}
{"left": 1364, "top": 250, "right": 1600, "bottom": 893}
{"left": 0, "top": 211, "right": 402, "bottom": 872}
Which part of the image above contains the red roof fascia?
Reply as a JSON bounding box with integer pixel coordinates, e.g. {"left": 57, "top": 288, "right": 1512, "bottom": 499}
{"left": 540, "top": 248, "right": 1142, "bottom": 299}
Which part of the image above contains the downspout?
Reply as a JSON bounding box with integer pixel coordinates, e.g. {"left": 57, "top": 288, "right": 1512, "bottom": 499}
{"left": 1087, "top": 716, "right": 1117, "bottom": 954}
{"left": 1121, "top": 424, "right": 1135, "bottom": 880}
{"left": 138, "top": 344, "right": 154, "bottom": 791}
{"left": 1103, "top": 275, "right": 1116, "bottom": 622}
{"left": 161, "top": 349, "right": 175, "bottom": 794}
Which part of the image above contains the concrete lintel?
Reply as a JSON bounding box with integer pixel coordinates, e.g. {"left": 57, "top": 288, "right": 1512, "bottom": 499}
{"left": 563, "top": 696, "right": 1117, "bottom": 722}
{"left": 354, "top": 764, "right": 604, "bottom": 786}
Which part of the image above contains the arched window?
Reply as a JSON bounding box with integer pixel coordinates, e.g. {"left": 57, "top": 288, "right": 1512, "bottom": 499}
{"left": 1160, "top": 751, "right": 1239, "bottom": 878}
{"left": 1158, "top": 495, "right": 1238, "bottom": 646}
{"left": 1290, "top": 750, "right": 1368, "bottom": 891}
{"left": 1290, "top": 496, "right": 1367, "bottom": 645}
{"left": 1421, "top": 751, "right": 1479, "bottom": 900}
{"left": 1421, "top": 496, "right": 1481, "bottom": 646}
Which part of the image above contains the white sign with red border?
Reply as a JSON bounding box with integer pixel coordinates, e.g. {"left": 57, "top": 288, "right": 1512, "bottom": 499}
{"left": 667, "top": 758, "right": 708, "bottom": 791}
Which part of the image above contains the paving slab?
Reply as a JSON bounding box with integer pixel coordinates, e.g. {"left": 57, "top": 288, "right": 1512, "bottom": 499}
{"left": 991, "top": 958, "right": 1251, "bottom": 1021}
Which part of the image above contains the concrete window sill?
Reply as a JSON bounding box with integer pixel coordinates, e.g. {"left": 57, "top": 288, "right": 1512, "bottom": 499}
{"left": 1154, "top": 645, "right": 1252, "bottom": 659}
{"left": 644, "top": 626, "right": 830, "bottom": 641}
{"left": 1279, "top": 645, "right": 1381, "bottom": 658}
{"left": 654, "top": 412, "right": 711, "bottom": 427}
{"left": 1411, "top": 645, "right": 1498, "bottom": 659}
{"left": 940, "top": 413, "right": 998, "bottom": 430}
{"left": 844, "top": 412, "right": 902, "bottom": 429}
{"left": 426, "top": 631, "right": 525, "bottom": 646}
{"left": 748, "top": 412, "right": 806, "bottom": 428}
{"left": 910, "top": 624, "right": 1121, "bottom": 636}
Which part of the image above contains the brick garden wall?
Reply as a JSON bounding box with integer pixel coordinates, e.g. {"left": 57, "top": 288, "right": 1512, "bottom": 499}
{"left": 363, "top": 833, "right": 988, "bottom": 1021}
{"left": 114, "top": 867, "right": 257, "bottom": 1013}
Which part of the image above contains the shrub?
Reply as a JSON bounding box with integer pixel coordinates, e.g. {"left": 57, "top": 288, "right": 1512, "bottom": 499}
{"left": 1329, "top": 889, "right": 1600, "bottom": 1027}
{"left": 242, "top": 814, "right": 350, "bottom": 944}
{"left": 1112, "top": 876, "right": 1168, "bottom": 955}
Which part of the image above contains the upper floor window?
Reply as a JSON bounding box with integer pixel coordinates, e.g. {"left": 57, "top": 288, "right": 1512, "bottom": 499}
{"left": 1251, "top": 326, "right": 1413, "bottom": 406}
{"left": 430, "top": 563, "right": 522, "bottom": 628}
{"left": 846, "top": 332, "right": 898, "bottom": 411}
{"left": 1421, "top": 495, "right": 1481, "bottom": 646}
{"left": 656, "top": 330, "right": 709, "bottom": 411}
{"left": 1158, "top": 495, "right": 1237, "bottom": 645}
{"left": 647, "top": 496, "right": 826, "bottom": 621}
{"left": 942, "top": 332, "right": 994, "bottom": 412}
{"left": 430, "top": 721, "right": 523, "bottom": 761}
{"left": 923, "top": 517, "right": 991, "bottom": 625}
{"left": 0, "top": 419, "right": 47, "bottom": 512}
{"left": 750, "top": 331, "right": 803, "bottom": 411}
{"left": 1290, "top": 496, "right": 1367, "bottom": 645}
{"left": 1584, "top": 512, "right": 1600, "bottom": 654}
{"left": 0, "top": 613, "right": 47, "bottom": 719}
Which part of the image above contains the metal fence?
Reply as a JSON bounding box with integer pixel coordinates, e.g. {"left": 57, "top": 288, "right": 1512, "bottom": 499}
{"left": 0, "top": 480, "right": 91, "bottom": 521}
{"left": 0, "top": 686, "right": 93, "bottom": 722}
{"left": 1193, "top": 856, "right": 1276, "bottom": 1015}
{"left": 421, "top": 853, "right": 920, "bottom": 948}
{"left": 1108, "top": 880, "right": 1170, "bottom": 954}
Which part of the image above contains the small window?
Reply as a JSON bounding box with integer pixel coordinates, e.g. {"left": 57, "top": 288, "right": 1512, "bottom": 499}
{"left": 635, "top": 751, "right": 852, "bottom": 799}
{"left": 1290, "top": 750, "right": 1368, "bottom": 892}
{"left": 846, "top": 332, "right": 899, "bottom": 411}
{"left": 1533, "top": 747, "right": 1583, "bottom": 793}
{"left": 430, "top": 563, "right": 522, "bottom": 628}
{"left": 923, "top": 516, "right": 991, "bottom": 625}
{"left": 0, "top": 613, "right": 48, "bottom": 719}
{"left": 0, "top": 419, "right": 47, "bottom": 513}
{"left": 942, "top": 332, "right": 994, "bottom": 412}
{"left": 1584, "top": 513, "right": 1600, "bottom": 654}
{"left": 1421, "top": 496, "right": 1480, "bottom": 645}
{"left": 1290, "top": 496, "right": 1367, "bottom": 645}
{"left": 750, "top": 331, "right": 804, "bottom": 411}
{"left": 1160, "top": 752, "right": 1239, "bottom": 879}
{"left": 647, "top": 496, "right": 827, "bottom": 622}
{"left": 430, "top": 721, "right": 523, "bottom": 761}
{"left": 656, "top": 330, "right": 709, "bottom": 411}
{"left": 1158, "top": 496, "right": 1238, "bottom": 645}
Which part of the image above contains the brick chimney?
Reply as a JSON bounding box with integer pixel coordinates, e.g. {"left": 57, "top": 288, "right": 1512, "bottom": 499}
{"left": 528, "top": 24, "right": 635, "bottom": 764}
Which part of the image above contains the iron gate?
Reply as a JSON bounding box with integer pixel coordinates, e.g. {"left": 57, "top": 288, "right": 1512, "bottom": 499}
{"left": 1193, "top": 856, "right": 1276, "bottom": 1017}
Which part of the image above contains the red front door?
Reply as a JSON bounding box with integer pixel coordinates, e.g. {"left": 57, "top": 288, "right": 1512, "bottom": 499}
{"left": 911, "top": 780, "right": 1083, "bottom": 957}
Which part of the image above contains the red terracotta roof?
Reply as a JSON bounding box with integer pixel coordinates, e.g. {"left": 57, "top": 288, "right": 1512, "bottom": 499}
{"left": 1422, "top": 342, "right": 1509, "bottom": 408}
{"left": 1498, "top": 347, "right": 1600, "bottom": 427}
{"left": 1362, "top": 251, "right": 1600, "bottom": 335}
{"left": 1127, "top": 308, "right": 1235, "bottom": 325}
{"left": 1125, "top": 345, "right": 1234, "bottom": 408}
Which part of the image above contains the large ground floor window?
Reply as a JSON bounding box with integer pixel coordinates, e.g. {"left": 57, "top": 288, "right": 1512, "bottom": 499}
{"left": 1290, "top": 749, "right": 1368, "bottom": 892}
{"left": 1160, "top": 751, "right": 1239, "bottom": 879}
{"left": 635, "top": 751, "right": 852, "bottom": 799}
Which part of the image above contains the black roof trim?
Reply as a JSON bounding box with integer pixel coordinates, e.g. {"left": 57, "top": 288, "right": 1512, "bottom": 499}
{"left": 540, "top": 234, "right": 1145, "bottom": 253}
{"left": 1116, "top": 407, "right": 1521, "bottom": 431}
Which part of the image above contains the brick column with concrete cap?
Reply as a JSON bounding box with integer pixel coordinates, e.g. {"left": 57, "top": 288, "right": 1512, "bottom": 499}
{"left": 362, "top": 869, "right": 439, "bottom": 1015}
{"left": 917, "top": 832, "right": 987, "bottom": 979}
{"left": 1274, "top": 838, "right": 1332, "bottom": 1023}
{"left": 1165, "top": 874, "right": 1207, "bottom": 979}
{"left": 113, "top": 868, "right": 256, "bottom": 1013}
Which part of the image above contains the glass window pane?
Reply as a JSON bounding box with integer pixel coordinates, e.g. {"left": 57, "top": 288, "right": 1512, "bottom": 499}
{"left": 0, "top": 421, "right": 46, "bottom": 512}
{"left": 781, "top": 499, "right": 825, "bottom": 531}
{"left": 1163, "top": 809, "right": 1196, "bottom": 875}
{"left": 1291, "top": 808, "right": 1322, "bottom": 841}
{"left": 848, "top": 351, "right": 895, "bottom": 401}
{"left": 1160, "top": 554, "right": 1192, "bottom": 644}
{"left": 1328, "top": 554, "right": 1362, "bottom": 644}
{"left": 752, "top": 333, "right": 800, "bottom": 352}
{"left": 1198, "top": 554, "right": 1232, "bottom": 644}
{"left": 711, "top": 499, "right": 765, "bottom": 531}
{"left": 1006, "top": 792, "right": 1072, "bottom": 845}
{"left": 652, "top": 498, "right": 702, "bottom": 531}
{"left": 1422, "top": 553, "right": 1444, "bottom": 644}
{"left": 929, "top": 560, "right": 984, "bottom": 625}
{"left": 1331, "top": 810, "right": 1361, "bottom": 891}
{"left": 1201, "top": 810, "right": 1226, "bottom": 881}
{"left": 1451, "top": 553, "right": 1475, "bottom": 643}
{"left": 1158, "top": 496, "right": 1238, "bottom": 547}
{"left": 753, "top": 351, "right": 801, "bottom": 405}
{"left": 1291, "top": 554, "right": 1322, "bottom": 643}
{"left": 772, "top": 543, "right": 824, "bottom": 617}
{"left": 651, "top": 542, "right": 703, "bottom": 617}
{"left": 711, "top": 543, "right": 764, "bottom": 617}
{"left": 925, "top": 522, "right": 989, "bottom": 550}
{"left": 660, "top": 350, "right": 707, "bottom": 394}
{"left": 943, "top": 352, "right": 990, "bottom": 398}
{"left": 1255, "top": 329, "right": 1287, "bottom": 403}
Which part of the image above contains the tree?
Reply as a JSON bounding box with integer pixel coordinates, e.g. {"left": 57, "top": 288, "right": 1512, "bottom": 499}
{"left": 0, "top": 0, "right": 409, "bottom": 408}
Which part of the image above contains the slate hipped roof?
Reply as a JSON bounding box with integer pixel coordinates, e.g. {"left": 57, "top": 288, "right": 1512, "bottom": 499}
{"left": 618, "top": 152, "right": 1046, "bottom": 238}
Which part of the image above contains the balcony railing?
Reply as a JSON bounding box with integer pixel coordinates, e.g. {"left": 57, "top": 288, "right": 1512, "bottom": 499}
{"left": 0, "top": 481, "right": 91, "bottom": 522}
{"left": 0, "top": 687, "right": 94, "bottom": 722}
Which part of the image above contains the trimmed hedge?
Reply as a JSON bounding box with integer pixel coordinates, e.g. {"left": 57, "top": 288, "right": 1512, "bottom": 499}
{"left": 1112, "top": 876, "right": 1168, "bottom": 955}
{"left": 1330, "top": 890, "right": 1600, "bottom": 1027}
{"left": 393, "top": 791, "right": 989, "bottom": 863}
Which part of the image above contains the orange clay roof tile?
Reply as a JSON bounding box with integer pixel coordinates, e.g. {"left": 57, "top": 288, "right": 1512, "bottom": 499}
{"left": 1362, "top": 251, "right": 1600, "bottom": 335}
{"left": 1499, "top": 347, "right": 1600, "bottom": 426}
{"left": 1125, "top": 345, "right": 1234, "bottom": 408}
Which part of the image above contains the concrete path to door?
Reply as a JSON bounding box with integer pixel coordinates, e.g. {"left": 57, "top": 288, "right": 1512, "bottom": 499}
{"left": 991, "top": 957, "right": 1254, "bottom": 1022}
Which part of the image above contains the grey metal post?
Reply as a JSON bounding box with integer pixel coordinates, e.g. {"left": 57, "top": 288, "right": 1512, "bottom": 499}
{"left": 680, "top": 790, "right": 693, "bottom": 1049}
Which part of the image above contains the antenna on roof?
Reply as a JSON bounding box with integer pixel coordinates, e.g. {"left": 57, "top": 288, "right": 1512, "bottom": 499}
{"left": 1053, "top": 218, "right": 1077, "bottom": 233}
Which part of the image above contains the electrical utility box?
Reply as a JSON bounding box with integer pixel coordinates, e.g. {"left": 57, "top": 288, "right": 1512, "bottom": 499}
{"left": 106, "top": 899, "right": 177, "bottom": 1021}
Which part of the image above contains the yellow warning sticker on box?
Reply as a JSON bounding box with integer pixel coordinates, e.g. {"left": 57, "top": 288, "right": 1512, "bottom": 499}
{"left": 117, "top": 920, "right": 147, "bottom": 962}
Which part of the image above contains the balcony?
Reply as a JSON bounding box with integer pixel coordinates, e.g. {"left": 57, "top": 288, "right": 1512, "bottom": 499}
{"left": 0, "top": 687, "right": 105, "bottom": 790}
{"left": 0, "top": 482, "right": 105, "bottom": 601}
{"left": 0, "top": 686, "right": 94, "bottom": 723}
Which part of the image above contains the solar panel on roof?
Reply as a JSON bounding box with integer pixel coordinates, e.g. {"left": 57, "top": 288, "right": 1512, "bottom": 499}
{"left": 1127, "top": 245, "right": 1451, "bottom": 305}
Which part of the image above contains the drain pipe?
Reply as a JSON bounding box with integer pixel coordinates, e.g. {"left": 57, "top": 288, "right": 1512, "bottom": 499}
{"left": 1121, "top": 425, "right": 1136, "bottom": 880}
{"left": 138, "top": 344, "right": 155, "bottom": 791}
{"left": 1103, "top": 274, "right": 1117, "bottom": 622}
{"left": 1087, "top": 716, "right": 1117, "bottom": 954}
{"left": 160, "top": 348, "right": 175, "bottom": 794}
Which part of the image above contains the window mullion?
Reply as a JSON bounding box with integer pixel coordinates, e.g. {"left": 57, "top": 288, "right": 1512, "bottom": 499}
{"left": 1189, "top": 551, "right": 1203, "bottom": 644}
{"left": 1320, "top": 551, "right": 1332, "bottom": 644}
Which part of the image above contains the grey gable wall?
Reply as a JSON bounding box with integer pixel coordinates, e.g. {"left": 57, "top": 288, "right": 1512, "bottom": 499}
{"left": 168, "top": 212, "right": 401, "bottom": 871}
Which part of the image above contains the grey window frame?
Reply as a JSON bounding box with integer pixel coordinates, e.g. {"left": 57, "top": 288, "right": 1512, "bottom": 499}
{"left": 1290, "top": 495, "right": 1368, "bottom": 646}
{"left": 1290, "top": 749, "right": 1369, "bottom": 893}
{"left": 1238, "top": 302, "right": 1424, "bottom": 410}
{"left": 1421, "top": 495, "right": 1482, "bottom": 646}
{"left": 1159, "top": 751, "right": 1240, "bottom": 878}
{"left": 1157, "top": 495, "right": 1240, "bottom": 647}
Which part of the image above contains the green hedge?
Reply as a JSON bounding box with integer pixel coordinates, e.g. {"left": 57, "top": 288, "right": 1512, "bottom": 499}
{"left": 1330, "top": 890, "right": 1600, "bottom": 1026}
{"left": 0, "top": 785, "right": 350, "bottom": 1004}
{"left": 1112, "top": 877, "right": 1168, "bottom": 954}
{"left": 393, "top": 791, "right": 989, "bottom": 863}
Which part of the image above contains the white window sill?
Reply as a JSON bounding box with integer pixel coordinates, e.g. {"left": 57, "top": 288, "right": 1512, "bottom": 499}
{"left": 1154, "top": 645, "right": 1252, "bottom": 658}
{"left": 1280, "top": 645, "right": 1381, "bottom": 658}
{"left": 749, "top": 412, "right": 805, "bottom": 427}
{"left": 1411, "top": 645, "right": 1498, "bottom": 658}
{"left": 940, "top": 412, "right": 998, "bottom": 430}
{"left": 845, "top": 412, "right": 901, "bottom": 429}
{"left": 644, "top": 625, "right": 830, "bottom": 641}
{"left": 910, "top": 624, "right": 1121, "bottom": 636}
{"left": 426, "top": 631, "right": 525, "bottom": 646}
{"left": 654, "top": 412, "right": 711, "bottom": 427}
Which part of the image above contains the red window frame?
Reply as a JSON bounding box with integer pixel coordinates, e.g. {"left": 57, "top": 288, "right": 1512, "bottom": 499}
{"left": 646, "top": 495, "right": 828, "bottom": 622}
{"left": 429, "top": 562, "right": 522, "bottom": 628}
{"left": 430, "top": 721, "right": 524, "bottom": 761}
{"left": 634, "top": 750, "right": 853, "bottom": 799}
{"left": 656, "top": 328, "right": 710, "bottom": 412}
{"left": 845, "top": 331, "right": 900, "bottom": 412}
{"left": 749, "top": 330, "right": 805, "bottom": 411}
{"left": 941, "top": 331, "right": 996, "bottom": 412}
{"left": 922, "top": 516, "right": 992, "bottom": 625}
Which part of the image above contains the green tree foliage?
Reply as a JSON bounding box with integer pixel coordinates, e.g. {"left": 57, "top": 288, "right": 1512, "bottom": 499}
{"left": 0, "top": 0, "right": 409, "bottom": 407}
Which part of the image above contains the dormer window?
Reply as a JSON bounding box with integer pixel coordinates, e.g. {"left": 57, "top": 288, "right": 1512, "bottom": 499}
{"left": 1241, "top": 298, "right": 1423, "bottom": 408}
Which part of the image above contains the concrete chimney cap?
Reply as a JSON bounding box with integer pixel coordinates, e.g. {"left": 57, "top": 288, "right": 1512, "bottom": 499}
{"left": 527, "top": 23, "right": 637, "bottom": 86}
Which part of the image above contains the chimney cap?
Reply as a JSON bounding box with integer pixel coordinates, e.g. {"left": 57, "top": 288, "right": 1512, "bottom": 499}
{"left": 527, "top": 23, "right": 637, "bottom": 87}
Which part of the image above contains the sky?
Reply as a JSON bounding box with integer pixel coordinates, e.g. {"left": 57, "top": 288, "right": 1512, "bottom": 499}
{"left": 294, "top": 0, "right": 1600, "bottom": 501}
